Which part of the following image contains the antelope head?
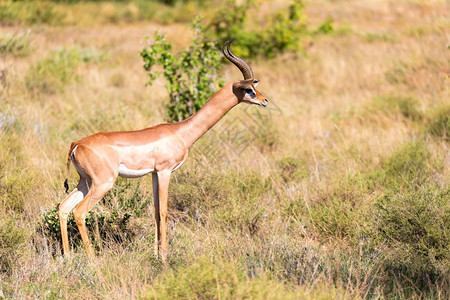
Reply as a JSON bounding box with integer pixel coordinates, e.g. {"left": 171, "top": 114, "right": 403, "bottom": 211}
{"left": 223, "top": 40, "right": 268, "bottom": 107}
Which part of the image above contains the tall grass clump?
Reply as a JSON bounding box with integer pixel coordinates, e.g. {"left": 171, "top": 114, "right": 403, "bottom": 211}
{"left": 144, "top": 258, "right": 313, "bottom": 299}
{"left": 170, "top": 164, "right": 271, "bottom": 234}
{"left": 0, "top": 216, "right": 27, "bottom": 274}
{"left": 0, "top": 31, "right": 32, "bottom": 57}
{"left": 26, "top": 48, "right": 82, "bottom": 94}
{"left": 0, "top": 1, "right": 65, "bottom": 26}
{"left": 369, "top": 140, "right": 431, "bottom": 191}
{"left": 375, "top": 186, "right": 449, "bottom": 290}
{"left": 371, "top": 94, "right": 423, "bottom": 121}
{"left": 284, "top": 140, "right": 449, "bottom": 297}
{"left": 0, "top": 125, "right": 39, "bottom": 213}
{"left": 276, "top": 157, "right": 308, "bottom": 183}
{"left": 26, "top": 47, "right": 106, "bottom": 94}
{"left": 425, "top": 103, "right": 450, "bottom": 140}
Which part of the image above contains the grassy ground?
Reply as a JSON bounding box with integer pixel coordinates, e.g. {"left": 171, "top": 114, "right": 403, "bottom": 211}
{"left": 0, "top": 0, "right": 449, "bottom": 298}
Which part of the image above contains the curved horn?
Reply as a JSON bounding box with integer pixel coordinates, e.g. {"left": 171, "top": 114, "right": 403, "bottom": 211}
{"left": 222, "top": 40, "right": 254, "bottom": 79}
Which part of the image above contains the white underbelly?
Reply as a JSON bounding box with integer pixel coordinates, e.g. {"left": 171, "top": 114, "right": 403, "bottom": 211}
{"left": 118, "top": 163, "right": 154, "bottom": 178}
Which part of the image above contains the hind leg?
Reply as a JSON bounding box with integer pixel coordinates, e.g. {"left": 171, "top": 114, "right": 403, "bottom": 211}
{"left": 58, "top": 178, "right": 90, "bottom": 256}
{"left": 72, "top": 180, "right": 115, "bottom": 257}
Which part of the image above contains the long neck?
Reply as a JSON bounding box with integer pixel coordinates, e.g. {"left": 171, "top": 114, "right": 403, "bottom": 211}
{"left": 175, "top": 82, "right": 238, "bottom": 149}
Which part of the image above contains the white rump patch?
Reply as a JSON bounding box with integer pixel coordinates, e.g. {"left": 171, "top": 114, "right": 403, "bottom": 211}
{"left": 71, "top": 145, "right": 78, "bottom": 159}
{"left": 118, "top": 163, "right": 154, "bottom": 178}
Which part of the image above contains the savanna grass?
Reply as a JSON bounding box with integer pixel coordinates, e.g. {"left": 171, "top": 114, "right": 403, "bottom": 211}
{"left": 0, "top": 0, "right": 449, "bottom": 299}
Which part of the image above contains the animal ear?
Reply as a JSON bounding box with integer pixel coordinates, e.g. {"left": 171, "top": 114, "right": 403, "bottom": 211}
{"left": 253, "top": 79, "right": 259, "bottom": 87}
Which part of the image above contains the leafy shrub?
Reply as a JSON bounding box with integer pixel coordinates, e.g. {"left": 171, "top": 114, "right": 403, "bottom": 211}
{"left": 206, "top": 0, "right": 332, "bottom": 58}
{"left": 0, "top": 31, "right": 32, "bottom": 57}
{"left": 141, "top": 20, "right": 223, "bottom": 121}
{"left": 40, "top": 179, "right": 151, "bottom": 253}
{"left": 0, "top": 216, "right": 27, "bottom": 274}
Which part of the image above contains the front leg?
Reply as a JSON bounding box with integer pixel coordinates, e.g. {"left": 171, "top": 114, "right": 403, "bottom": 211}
{"left": 157, "top": 170, "right": 171, "bottom": 262}
{"left": 152, "top": 172, "right": 160, "bottom": 256}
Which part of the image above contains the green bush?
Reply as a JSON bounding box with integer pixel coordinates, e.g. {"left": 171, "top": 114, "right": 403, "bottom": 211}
{"left": 40, "top": 179, "right": 151, "bottom": 253}
{"left": 206, "top": 0, "right": 332, "bottom": 58}
{"left": 141, "top": 20, "right": 224, "bottom": 121}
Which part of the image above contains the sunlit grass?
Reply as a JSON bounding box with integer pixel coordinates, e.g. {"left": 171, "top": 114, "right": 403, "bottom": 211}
{"left": 0, "top": 0, "right": 449, "bottom": 299}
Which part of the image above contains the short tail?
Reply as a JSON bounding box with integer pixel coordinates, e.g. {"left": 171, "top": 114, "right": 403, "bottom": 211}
{"left": 64, "top": 142, "right": 77, "bottom": 194}
{"left": 64, "top": 179, "right": 69, "bottom": 194}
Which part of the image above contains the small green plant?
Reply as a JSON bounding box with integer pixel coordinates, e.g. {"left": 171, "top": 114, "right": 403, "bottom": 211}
{"left": 40, "top": 179, "right": 151, "bottom": 253}
{"left": 0, "top": 31, "right": 32, "bottom": 57}
{"left": 141, "top": 20, "right": 224, "bottom": 121}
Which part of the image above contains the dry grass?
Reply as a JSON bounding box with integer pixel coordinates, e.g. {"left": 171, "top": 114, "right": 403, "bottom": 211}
{"left": 0, "top": 0, "right": 449, "bottom": 299}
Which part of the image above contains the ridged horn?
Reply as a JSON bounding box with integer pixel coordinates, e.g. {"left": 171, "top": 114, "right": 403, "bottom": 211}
{"left": 222, "top": 40, "right": 254, "bottom": 79}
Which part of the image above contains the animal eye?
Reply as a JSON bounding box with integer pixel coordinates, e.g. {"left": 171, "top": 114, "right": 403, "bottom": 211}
{"left": 245, "top": 88, "right": 253, "bottom": 94}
